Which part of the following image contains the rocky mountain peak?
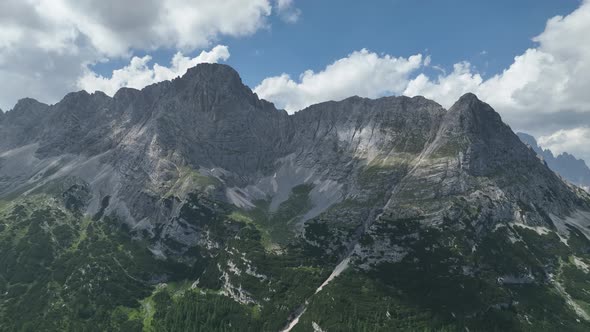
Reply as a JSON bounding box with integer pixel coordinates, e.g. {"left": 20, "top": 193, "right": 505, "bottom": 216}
{"left": 430, "top": 93, "right": 516, "bottom": 165}
{"left": 0, "top": 98, "right": 49, "bottom": 150}
{"left": 51, "top": 90, "right": 113, "bottom": 120}
{"left": 60, "top": 90, "right": 91, "bottom": 101}
{"left": 2, "top": 65, "right": 590, "bottom": 331}
{"left": 184, "top": 63, "right": 242, "bottom": 83}
{"left": 445, "top": 92, "right": 505, "bottom": 136}
{"left": 518, "top": 132, "right": 590, "bottom": 191}
{"left": 8, "top": 97, "right": 48, "bottom": 114}
{"left": 175, "top": 63, "right": 252, "bottom": 100}
{"left": 3, "top": 98, "right": 49, "bottom": 127}
{"left": 408, "top": 92, "right": 588, "bottom": 221}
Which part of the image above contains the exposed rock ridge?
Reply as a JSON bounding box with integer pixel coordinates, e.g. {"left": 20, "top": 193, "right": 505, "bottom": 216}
{"left": 518, "top": 132, "right": 590, "bottom": 191}
{"left": 0, "top": 63, "right": 588, "bottom": 243}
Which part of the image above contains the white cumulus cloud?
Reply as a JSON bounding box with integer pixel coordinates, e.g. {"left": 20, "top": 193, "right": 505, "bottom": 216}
{"left": 254, "top": 49, "right": 424, "bottom": 113}
{"left": 16, "top": 0, "right": 272, "bottom": 57}
{"left": 402, "top": 0, "right": 590, "bottom": 132}
{"left": 404, "top": 62, "right": 483, "bottom": 109}
{"left": 78, "top": 45, "right": 230, "bottom": 96}
{"left": 0, "top": 0, "right": 276, "bottom": 110}
{"left": 538, "top": 127, "right": 590, "bottom": 163}
{"left": 255, "top": 0, "right": 590, "bottom": 125}
{"left": 276, "top": 0, "right": 302, "bottom": 23}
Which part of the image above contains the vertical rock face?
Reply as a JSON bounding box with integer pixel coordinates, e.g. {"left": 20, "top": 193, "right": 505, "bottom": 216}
{"left": 442, "top": 95, "right": 582, "bottom": 215}
{"left": 289, "top": 96, "right": 445, "bottom": 178}
{"left": 1, "top": 63, "right": 588, "bottom": 241}
{"left": 2, "top": 63, "right": 590, "bottom": 331}
{"left": 435, "top": 93, "right": 528, "bottom": 173}
{"left": 150, "top": 64, "right": 292, "bottom": 177}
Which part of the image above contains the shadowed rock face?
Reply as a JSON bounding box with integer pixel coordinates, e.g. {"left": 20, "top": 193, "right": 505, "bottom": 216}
{"left": 3, "top": 65, "right": 292, "bottom": 174}
{"left": 0, "top": 98, "right": 50, "bottom": 151}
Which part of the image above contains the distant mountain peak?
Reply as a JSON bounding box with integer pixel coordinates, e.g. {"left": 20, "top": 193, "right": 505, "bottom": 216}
{"left": 4, "top": 98, "right": 49, "bottom": 124}
{"left": 518, "top": 132, "right": 590, "bottom": 191}
{"left": 10, "top": 97, "right": 48, "bottom": 112}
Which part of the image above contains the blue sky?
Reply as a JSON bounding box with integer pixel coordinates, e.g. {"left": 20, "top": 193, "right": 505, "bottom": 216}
{"left": 227, "top": 0, "right": 580, "bottom": 87}
{"left": 91, "top": 0, "right": 580, "bottom": 89}
{"left": 1, "top": 0, "right": 590, "bottom": 160}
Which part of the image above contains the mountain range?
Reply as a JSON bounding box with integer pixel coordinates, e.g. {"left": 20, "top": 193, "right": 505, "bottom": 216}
{"left": 1, "top": 64, "right": 590, "bottom": 331}
{"left": 518, "top": 133, "right": 590, "bottom": 192}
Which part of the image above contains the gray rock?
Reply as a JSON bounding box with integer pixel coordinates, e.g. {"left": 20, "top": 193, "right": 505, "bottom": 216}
{"left": 0, "top": 98, "right": 50, "bottom": 151}
{"left": 1, "top": 64, "right": 589, "bottom": 262}
{"left": 4, "top": 63, "right": 590, "bottom": 329}
{"left": 518, "top": 132, "right": 590, "bottom": 191}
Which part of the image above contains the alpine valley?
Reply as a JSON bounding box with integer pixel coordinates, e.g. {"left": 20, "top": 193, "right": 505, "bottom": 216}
{"left": 2, "top": 63, "right": 590, "bottom": 332}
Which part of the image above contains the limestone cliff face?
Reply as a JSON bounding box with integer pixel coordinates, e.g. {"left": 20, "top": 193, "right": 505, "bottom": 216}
{"left": 1, "top": 63, "right": 589, "bottom": 253}
{"left": 0, "top": 98, "right": 50, "bottom": 151}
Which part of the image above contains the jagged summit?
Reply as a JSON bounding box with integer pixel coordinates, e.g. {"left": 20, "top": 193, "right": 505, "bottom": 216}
{"left": 454, "top": 91, "right": 479, "bottom": 103}
{"left": 518, "top": 132, "right": 590, "bottom": 190}
{"left": 183, "top": 63, "right": 243, "bottom": 83}
{"left": 9, "top": 97, "right": 49, "bottom": 113}
{"left": 0, "top": 65, "right": 573, "bottom": 186}
{"left": 0, "top": 64, "right": 490, "bottom": 133}
{"left": 447, "top": 92, "right": 504, "bottom": 126}
{"left": 0, "top": 66, "right": 585, "bottom": 247}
